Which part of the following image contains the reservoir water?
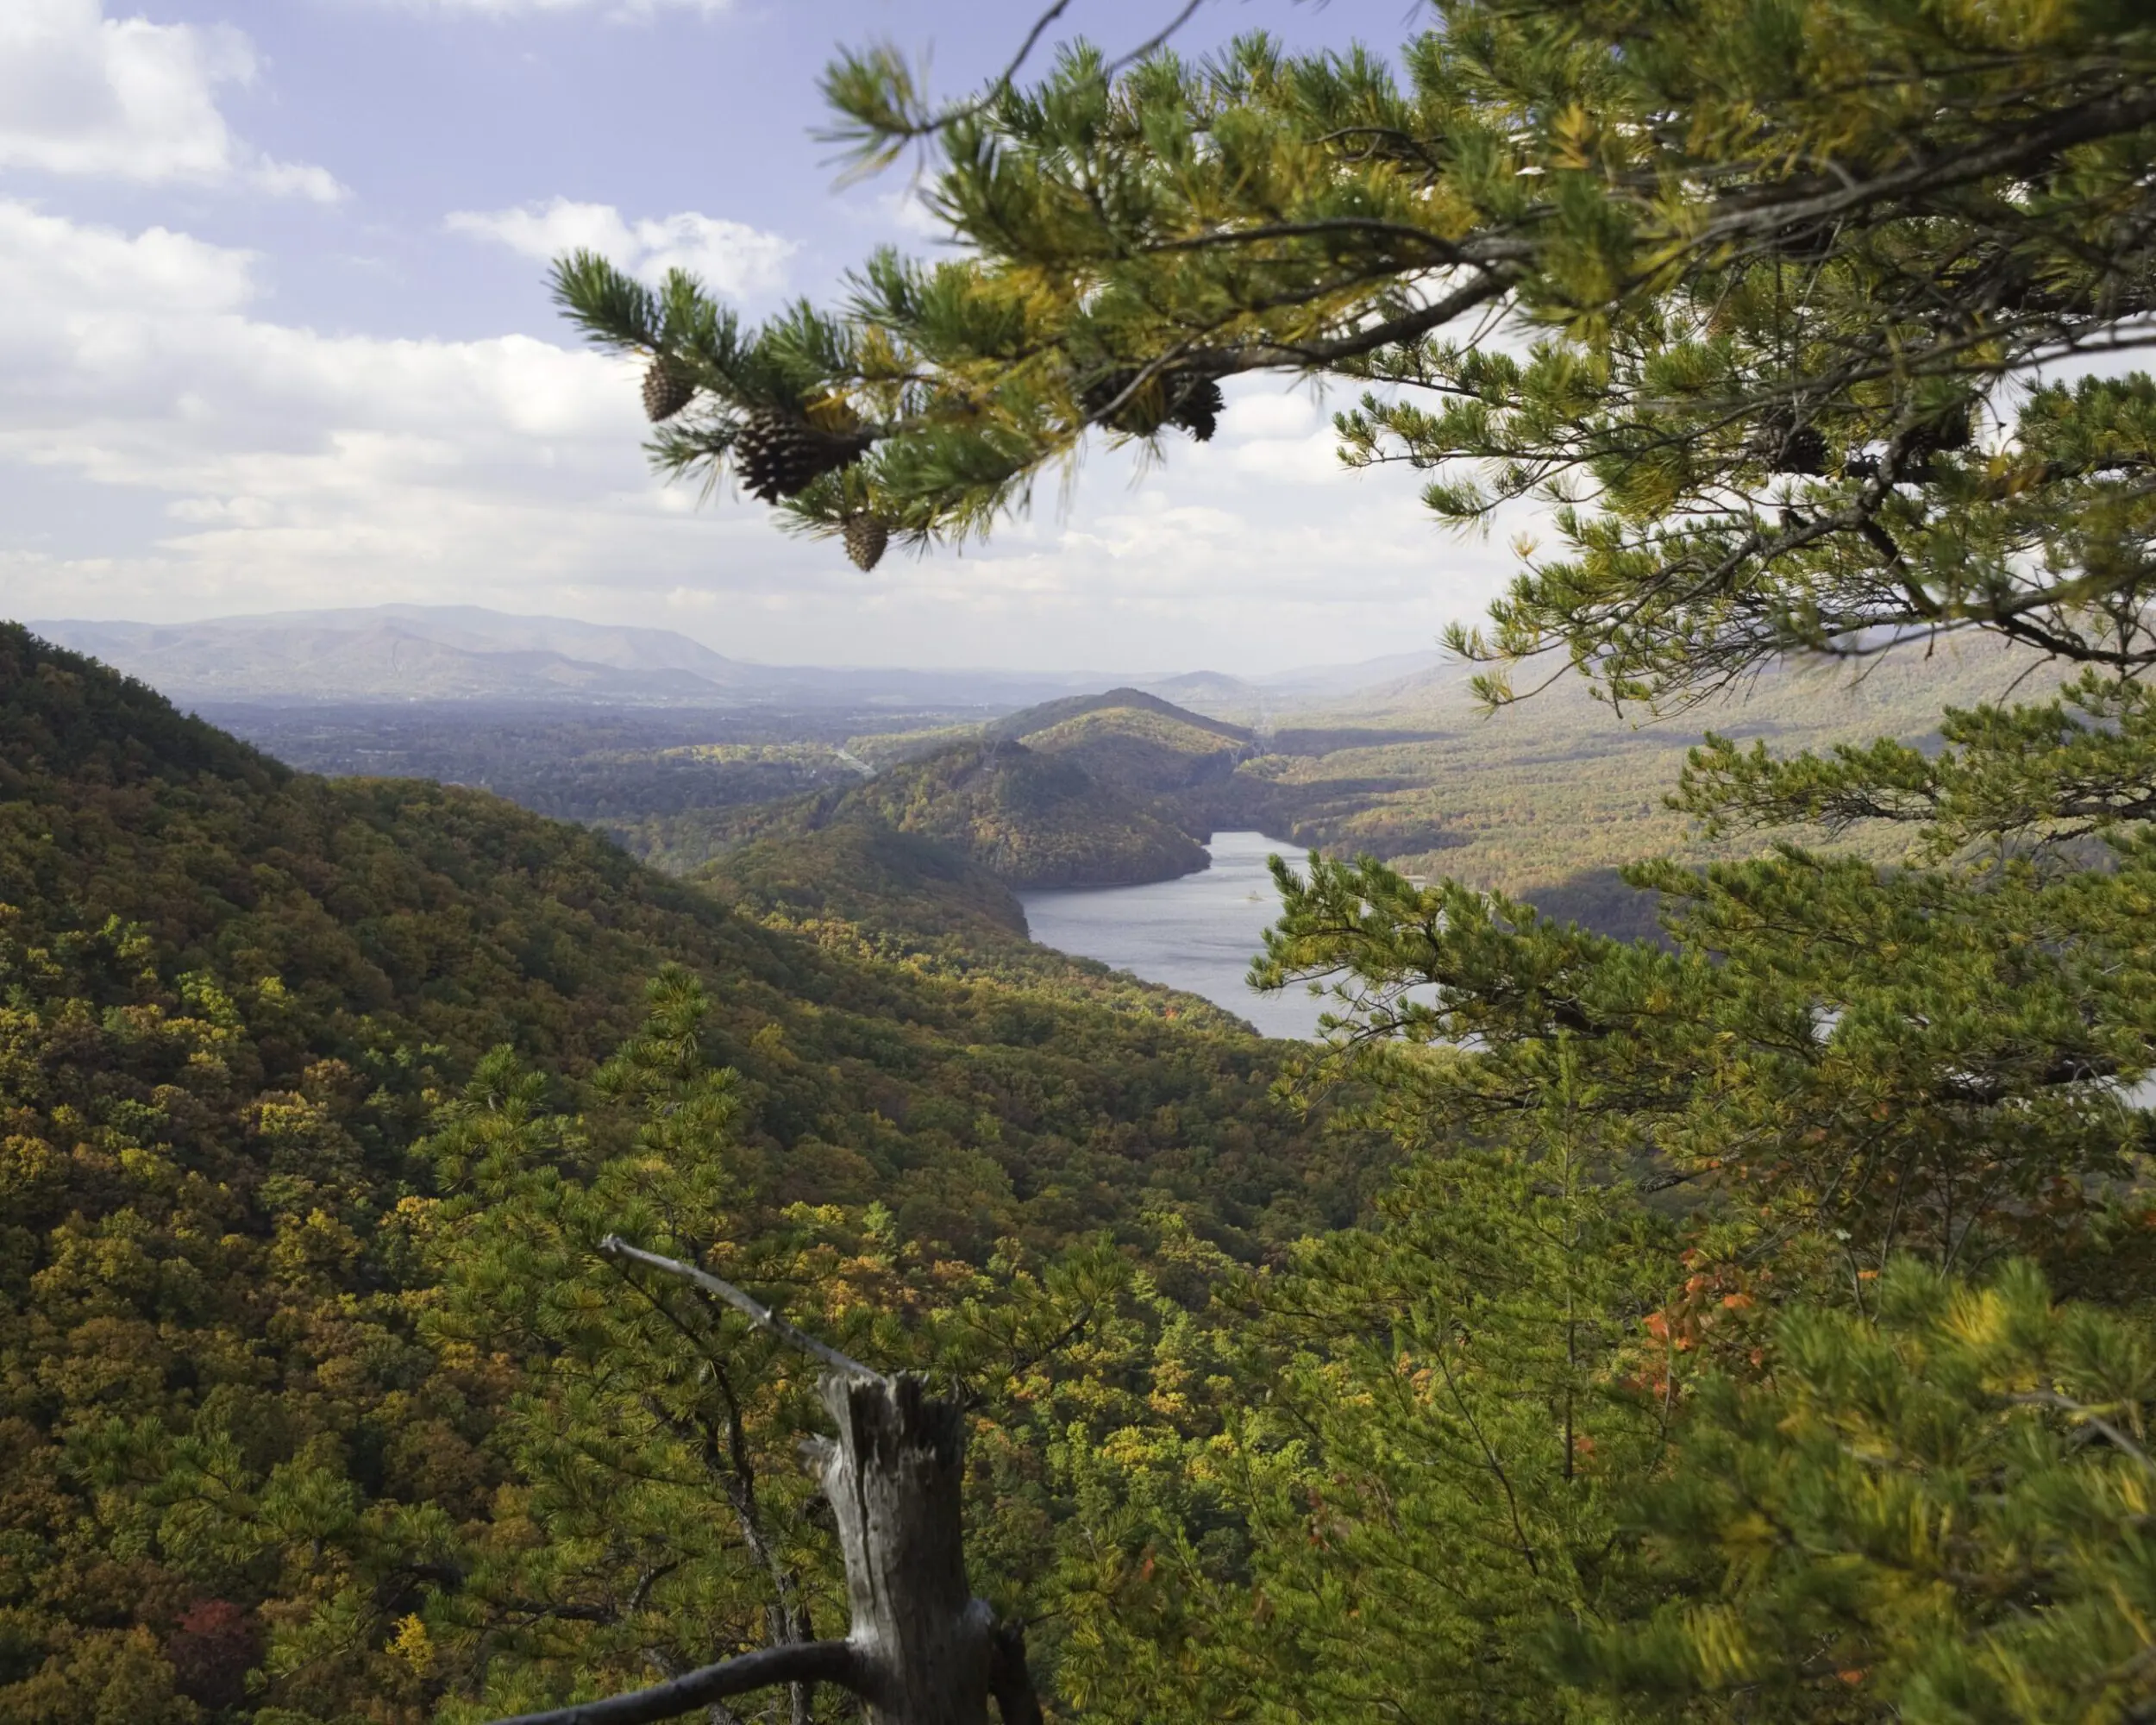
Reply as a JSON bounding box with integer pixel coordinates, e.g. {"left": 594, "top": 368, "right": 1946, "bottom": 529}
{"left": 1019, "top": 831, "right": 1326, "bottom": 1040}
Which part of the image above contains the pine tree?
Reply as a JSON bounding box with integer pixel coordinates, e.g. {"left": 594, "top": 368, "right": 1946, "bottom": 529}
{"left": 555, "top": 5, "right": 2156, "bottom": 694}
{"left": 410, "top": 971, "right": 1150, "bottom": 1724}
{"left": 1256, "top": 671, "right": 2156, "bottom": 1280}
{"left": 1050, "top": 1079, "right": 1689, "bottom": 1724}
{"left": 414, "top": 980, "right": 863, "bottom": 1719}
{"left": 1555, "top": 1258, "right": 2156, "bottom": 1724}
{"left": 524, "top": 10, "right": 2156, "bottom": 1721}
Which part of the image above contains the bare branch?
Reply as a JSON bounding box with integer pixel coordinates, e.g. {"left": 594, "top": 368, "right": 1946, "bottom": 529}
{"left": 598, "top": 1238, "right": 887, "bottom": 1384}
{"left": 486, "top": 1640, "right": 863, "bottom": 1725}
{"left": 826, "top": 0, "right": 1209, "bottom": 156}
{"left": 2011, "top": 1389, "right": 2156, "bottom": 1475}
{"left": 1200, "top": 265, "right": 1528, "bottom": 375}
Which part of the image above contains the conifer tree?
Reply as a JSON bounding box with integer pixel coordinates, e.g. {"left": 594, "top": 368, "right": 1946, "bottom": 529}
{"left": 1258, "top": 670, "right": 2156, "bottom": 1277}
{"left": 1556, "top": 1258, "right": 2156, "bottom": 1724}
{"left": 555, "top": 3, "right": 2156, "bottom": 702}
{"left": 412, "top": 971, "right": 1150, "bottom": 1725}
{"left": 415, "top": 979, "right": 864, "bottom": 1720}
{"left": 531, "top": 8, "right": 2156, "bottom": 1720}
{"left": 1053, "top": 1079, "right": 1688, "bottom": 1724}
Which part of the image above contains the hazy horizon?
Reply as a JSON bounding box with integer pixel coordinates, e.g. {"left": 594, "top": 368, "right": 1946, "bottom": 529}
{"left": 18, "top": 597, "right": 1456, "bottom": 682}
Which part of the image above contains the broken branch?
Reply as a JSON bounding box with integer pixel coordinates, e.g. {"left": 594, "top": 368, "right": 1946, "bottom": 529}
{"left": 597, "top": 1237, "right": 887, "bottom": 1384}
{"left": 486, "top": 1640, "right": 863, "bottom": 1725}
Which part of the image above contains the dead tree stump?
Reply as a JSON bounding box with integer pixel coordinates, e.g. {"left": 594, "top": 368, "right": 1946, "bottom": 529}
{"left": 809, "top": 1373, "right": 997, "bottom": 1725}
{"left": 491, "top": 1243, "right": 1041, "bottom": 1725}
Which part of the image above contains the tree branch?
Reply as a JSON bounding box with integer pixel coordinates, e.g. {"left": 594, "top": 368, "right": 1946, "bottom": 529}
{"left": 2011, "top": 1389, "right": 2156, "bottom": 1474}
{"left": 1202, "top": 264, "right": 1528, "bottom": 375}
{"left": 486, "top": 1640, "right": 864, "bottom": 1725}
{"left": 988, "top": 1622, "right": 1045, "bottom": 1725}
{"left": 598, "top": 1238, "right": 887, "bottom": 1384}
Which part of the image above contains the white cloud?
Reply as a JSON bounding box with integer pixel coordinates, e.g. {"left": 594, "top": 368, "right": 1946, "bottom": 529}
{"left": 0, "top": 0, "right": 342, "bottom": 198}
{"left": 0, "top": 201, "right": 1485, "bottom": 672}
{"left": 0, "top": 199, "right": 255, "bottom": 317}
{"left": 448, "top": 197, "right": 795, "bottom": 301}
{"left": 250, "top": 158, "right": 347, "bottom": 203}
{"left": 0, "top": 198, "right": 695, "bottom": 612}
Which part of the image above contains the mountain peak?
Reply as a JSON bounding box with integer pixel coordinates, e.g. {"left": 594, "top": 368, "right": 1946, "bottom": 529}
{"left": 991, "top": 686, "right": 1253, "bottom": 746}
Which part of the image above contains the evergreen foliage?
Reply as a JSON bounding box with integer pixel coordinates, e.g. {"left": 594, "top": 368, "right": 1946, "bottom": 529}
{"left": 1052, "top": 1088, "right": 1689, "bottom": 1724}
{"left": 1259, "top": 666, "right": 2156, "bottom": 1278}
{"left": 0, "top": 630, "right": 1369, "bottom": 1725}
{"left": 1559, "top": 1258, "right": 2156, "bottom": 1723}
{"left": 558, "top": 4, "right": 2156, "bottom": 705}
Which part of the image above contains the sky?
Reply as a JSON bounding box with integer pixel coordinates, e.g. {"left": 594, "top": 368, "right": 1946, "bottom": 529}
{"left": 0, "top": 0, "right": 1522, "bottom": 674}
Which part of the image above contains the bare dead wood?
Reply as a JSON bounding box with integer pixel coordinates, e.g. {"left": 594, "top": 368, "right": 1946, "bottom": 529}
{"left": 486, "top": 1640, "right": 862, "bottom": 1725}
{"left": 487, "top": 1242, "right": 1044, "bottom": 1725}
{"left": 805, "top": 1372, "right": 998, "bottom": 1725}
{"left": 598, "top": 1236, "right": 887, "bottom": 1383}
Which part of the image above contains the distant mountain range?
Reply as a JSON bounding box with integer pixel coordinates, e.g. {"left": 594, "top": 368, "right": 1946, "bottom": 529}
{"left": 27, "top": 605, "right": 1446, "bottom": 714}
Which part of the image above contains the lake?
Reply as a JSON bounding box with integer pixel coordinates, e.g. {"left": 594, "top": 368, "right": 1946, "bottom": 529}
{"left": 1019, "top": 831, "right": 1327, "bottom": 1039}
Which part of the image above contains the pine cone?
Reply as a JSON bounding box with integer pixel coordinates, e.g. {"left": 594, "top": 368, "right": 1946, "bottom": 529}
{"left": 843, "top": 514, "right": 890, "bottom": 573}
{"left": 642, "top": 357, "right": 695, "bottom": 423}
{"left": 1905, "top": 403, "right": 1973, "bottom": 459}
{"left": 1080, "top": 368, "right": 1223, "bottom": 441}
{"left": 1170, "top": 378, "right": 1224, "bottom": 442}
{"left": 733, "top": 409, "right": 869, "bottom": 504}
{"left": 1752, "top": 405, "right": 1830, "bottom": 476}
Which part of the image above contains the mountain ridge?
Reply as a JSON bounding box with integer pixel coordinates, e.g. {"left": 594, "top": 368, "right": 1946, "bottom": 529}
{"left": 990, "top": 685, "right": 1255, "bottom": 747}
{"left": 28, "top": 605, "right": 1455, "bottom": 713}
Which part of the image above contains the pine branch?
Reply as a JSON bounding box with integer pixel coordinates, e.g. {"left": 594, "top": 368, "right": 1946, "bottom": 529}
{"left": 817, "top": 0, "right": 1209, "bottom": 174}
{"left": 549, "top": 252, "right": 661, "bottom": 353}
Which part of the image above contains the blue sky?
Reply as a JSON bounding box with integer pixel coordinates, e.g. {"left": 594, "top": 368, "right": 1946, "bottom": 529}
{"left": 0, "top": 0, "right": 1518, "bottom": 673}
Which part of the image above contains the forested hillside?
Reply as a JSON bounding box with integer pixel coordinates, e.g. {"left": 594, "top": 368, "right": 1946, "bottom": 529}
{"left": 609, "top": 734, "right": 1210, "bottom": 888}
{"left": 992, "top": 689, "right": 1250, "bottom": 793}
{"left": 533, "top": 1, "right": 2156, "bottom": 1719}
{"left": 18, "top": 1, "right": 2156, "bottom": 1722}
{"left": 0, "top": 627, "right": 1368, "bottom": 1725}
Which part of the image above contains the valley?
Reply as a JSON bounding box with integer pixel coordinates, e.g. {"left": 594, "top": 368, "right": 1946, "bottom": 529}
{"left": 147, "top": 607, "right": 2059, "bottom": 963}
{"left": 8, "top": 9, "right": 2154, "bottom": 1721}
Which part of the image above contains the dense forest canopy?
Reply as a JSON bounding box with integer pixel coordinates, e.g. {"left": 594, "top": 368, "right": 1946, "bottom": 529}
{"left": 10, "top": 3, "right": 2156, "bottom": 1724}
{"left": 539, "top": 2, "right": 2156, "bottom": 1720}
{"left": 0, "top": 627, "right": 1384, "bottom": 1725}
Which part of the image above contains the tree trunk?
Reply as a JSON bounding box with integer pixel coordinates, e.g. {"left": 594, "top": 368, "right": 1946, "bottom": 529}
{"left": 808, "top": 1373, "right": 998, "bottom": 1725}
{"left": 495, "top": 1250, "right": 1042, "bottom": 1725}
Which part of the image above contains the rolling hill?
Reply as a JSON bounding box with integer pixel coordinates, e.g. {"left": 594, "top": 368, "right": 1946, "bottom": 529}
{"left": 993, "top": 687, "right": 1254, "bottom": 797}
{"left": 0, "top": 624, "right": 1374, "bottom": 1725}
{"left": 618, "top": 734, "right": 1211, "bottom": 888}
{"left": 845, "top": 737, "right": 1209, "bottom": 886}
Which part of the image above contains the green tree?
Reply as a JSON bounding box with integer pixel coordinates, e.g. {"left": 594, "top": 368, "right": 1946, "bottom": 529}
{"left": 416, "top": 974, "right": 911, "bottom": 1722}
{"left": 1558, "top": 1257, "right": 2156, "bottom": 1724}
{"left": 555, "top": 3, "right": 2156, "bottom": 702}
{"left": 1051, "top": 1080, "right": 1687, "bottom": 1723}
{"left": 413, "top": 970, "right": 1158, "bottom": 1724}
{"left": 1257, "top": 668, "right": 2156, "bottom": 1277}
